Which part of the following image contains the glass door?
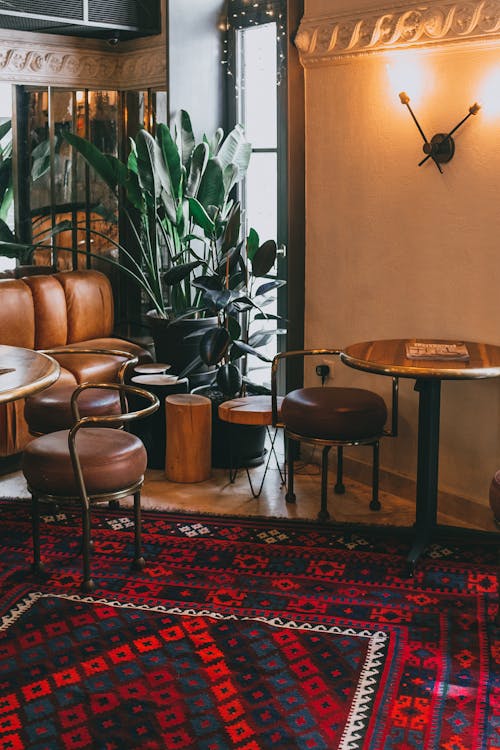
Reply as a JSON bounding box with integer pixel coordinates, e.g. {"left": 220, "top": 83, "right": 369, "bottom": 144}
{"left": 228, "top": 2, "right": 287, "bottom": 389}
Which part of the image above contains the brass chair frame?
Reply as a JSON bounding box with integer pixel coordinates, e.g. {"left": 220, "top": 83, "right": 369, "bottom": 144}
{"left": 27, "top": 382, "right": 159, "bottom": 592}
{"left": 271, "top": 349, "right": 399, "bottom": 521}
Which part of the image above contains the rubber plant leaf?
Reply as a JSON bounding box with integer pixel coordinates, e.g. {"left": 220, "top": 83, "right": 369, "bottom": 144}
{"left": 191, "top": 275, "right": 224, "bottom": 292}
{"left": 0, "top": 238, "right": 34, "bottom": 263}
{"left": 197, "top": 158, "right": 224, "bottom": 212}
{"left": 164, "top": 260, "right": 201, "bottom": 285}
{"left": 249, "top": 330, "right": 274, "bottom": 348}
{"left": 246, "top": 228, "right": 259, "bottom": 262}
{"left": 220, "top": 203, "right": 241, "bottom": 255}
{"left": 186, "top": 142, "right": 209, "bottom": 198}
{"left": 63, "top": 131, "right": 127, "bottom": 192}
{"left": 216, "top": 362, "right": 242, "bottom": 397}
{"left": 199, "top": 326, "right": 231, "bottom": 366}
{"left": 227, "top": 314, "right": 241, "bottom": 341}
{"left": 251, "top": 239, "right": 277, "bottom": 277}
{"left": 231, "top": 339, "right": 272, "bottom": 362}
{"left": 255, "top": 278, "right": 286, "bottom": 297}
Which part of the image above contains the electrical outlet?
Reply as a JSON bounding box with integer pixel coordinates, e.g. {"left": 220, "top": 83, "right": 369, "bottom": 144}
{"left": 320, "top": 358, "right": 335, "bottom": 381}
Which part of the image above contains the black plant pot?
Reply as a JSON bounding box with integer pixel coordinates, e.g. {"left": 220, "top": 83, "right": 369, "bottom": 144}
{"left": 193, "top": 387, "right": 267, "bottom": 469}
{"left": 146, "top": 311, "right": 217, "bottom": 388}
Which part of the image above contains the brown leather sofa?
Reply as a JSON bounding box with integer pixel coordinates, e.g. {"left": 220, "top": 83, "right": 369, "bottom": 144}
{"left": 0, "top": 269, "right": 152, "bottom": 456}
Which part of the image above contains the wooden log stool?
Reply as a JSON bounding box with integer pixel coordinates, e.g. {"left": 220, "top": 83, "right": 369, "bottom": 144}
{"left": 218, "top": 396, "right": 284, "bottom": 498}
{"left": 165, "top": 394, "right": 212, "bottom": 483}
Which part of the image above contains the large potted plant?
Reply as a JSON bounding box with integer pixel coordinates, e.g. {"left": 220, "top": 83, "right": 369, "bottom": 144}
{"left": 55, "top": 111, "right": 253, "bottom": 384}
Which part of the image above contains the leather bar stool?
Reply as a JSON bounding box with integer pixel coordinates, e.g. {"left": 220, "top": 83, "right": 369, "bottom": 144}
{"left": 22, "top": 382, "right": 159, "bottom": 592}
{"left": 271, "top": 349, "right": 398, "bottom": 521}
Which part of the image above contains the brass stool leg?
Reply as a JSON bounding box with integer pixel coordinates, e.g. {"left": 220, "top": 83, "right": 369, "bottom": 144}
{"left": 285, "top": 437, "right": 297, "bottom": 503}
{"left": 318, "top": 445, "right": 332, "bottom": 521}
{"left": 132, "top": 490, "right": 145, "bottom": 571}
{"left": 334, "top": 446, "right": 345, "bottom": 494}
{"left": 370, "top": 441, "right": 381, "bottom": 511}
{"left": 81, "top": 501, "right": 94, "bottom": 593}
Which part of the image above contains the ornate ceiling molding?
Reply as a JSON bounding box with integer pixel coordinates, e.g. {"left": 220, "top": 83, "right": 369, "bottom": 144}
{"left": 296, "top": 0, "right": 500, "bottom": 65}
{"left": 0, "top": 32, "right": 166, "bottom": 90}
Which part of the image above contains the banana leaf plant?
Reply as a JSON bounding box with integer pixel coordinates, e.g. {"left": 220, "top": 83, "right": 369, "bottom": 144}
{"left": 55, "top": 110, "right": 252, "bottom": 320}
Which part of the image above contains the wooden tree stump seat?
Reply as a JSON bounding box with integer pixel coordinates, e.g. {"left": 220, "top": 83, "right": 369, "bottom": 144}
{"left": 165, "top": 394, "right": 212, "bottom": 483}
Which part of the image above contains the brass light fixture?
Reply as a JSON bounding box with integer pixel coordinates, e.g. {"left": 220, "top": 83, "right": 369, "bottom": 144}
{"left": 399, "top": 92, "right": 480, "bottom": 173}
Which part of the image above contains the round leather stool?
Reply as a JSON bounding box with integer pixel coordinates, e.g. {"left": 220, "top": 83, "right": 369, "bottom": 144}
{"left": 281, "top": 386, "right": 388, "bottom": 521}
{"left": 25, "top": 383, "right": 121, "bottom": 435}
{"left": 489, "top": 470, "right": 500, "bottom": 527}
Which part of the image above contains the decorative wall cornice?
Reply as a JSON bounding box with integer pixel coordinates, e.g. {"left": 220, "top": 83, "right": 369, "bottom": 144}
{"left": 0, "top": 31, "right": 166, "bottom": 90}
{"left": 296, "top": 0, "right": 500, "bottom": 65}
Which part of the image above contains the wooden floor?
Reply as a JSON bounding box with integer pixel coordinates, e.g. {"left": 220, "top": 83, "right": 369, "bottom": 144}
{"left": 0, "top": 447, "right": 495, "bottom": 532}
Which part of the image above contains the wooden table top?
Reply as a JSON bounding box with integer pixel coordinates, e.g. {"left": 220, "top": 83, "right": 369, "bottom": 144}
{"left": 0, "top": 345, "right": 60, "bottom": 404}
{"left": 341, "top": 339, "right": 500, "bottom": 380}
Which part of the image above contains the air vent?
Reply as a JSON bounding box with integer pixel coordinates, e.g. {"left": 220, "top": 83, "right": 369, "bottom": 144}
{"left": 0, "top": 0, "right": 160, "bottom": 39}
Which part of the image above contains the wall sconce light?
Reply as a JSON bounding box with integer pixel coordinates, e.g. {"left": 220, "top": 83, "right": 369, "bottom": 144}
{"left": 399, "top": 92, "right": 480, "bottom": 173}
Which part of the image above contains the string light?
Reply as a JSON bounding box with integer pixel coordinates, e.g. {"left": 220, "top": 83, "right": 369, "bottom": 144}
{"left": 222, "top": 0, "right": 287, "bottom": 88}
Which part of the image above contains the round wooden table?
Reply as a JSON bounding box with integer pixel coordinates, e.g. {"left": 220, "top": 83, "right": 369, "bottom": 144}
{"left": 341, "top": 339, "right": 500, "bottom": 573}
{"left": 0, "top": 345, "right": 60, "bottom": 404}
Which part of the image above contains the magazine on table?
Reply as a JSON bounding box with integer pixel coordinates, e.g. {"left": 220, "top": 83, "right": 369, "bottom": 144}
{"left": 405, "top": 341, "right": 470, "bottom": 361}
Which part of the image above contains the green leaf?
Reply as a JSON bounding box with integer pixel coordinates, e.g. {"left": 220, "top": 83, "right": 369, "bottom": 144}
{"left": 175, "top": 110, "right": 195, "bottom": 168}
{"left": 0, "top": 219, "right": 16, "bottom": 242}
{"left": 232, "top": 340, "right": 272, "bottom": 362}
{"left": 220, "top": 203, "right": 241, "bottom": 254}
{"left": 31, "top": 140, "right": 51, "bottom": 181}
{"left": 63, "top": 131, "right": 127, "bottom": 192}
{"left": 0, "top": 119, "right": 11, "bottom": 142}
{"left": 227, "top": 315, "right": 241, "bottom": 341}
{"left": 135, "top": 128, "right": 159, "bottom": 199}
{"left": 216, "top": 363, "right": 242, "bottom": 396}
{"left": 217, "top": 124, "right": 251, "bottom": 182}
{"left": 197, "top": 159, "right": 224, "bottom": 211}
{"left": 186, "top": 142, "right": 209, "bottom": 198}
{"left": 199, "top": 327, "right": 231, "bottom": 366}
{"left": 255, "top": 279, "right": 286, "bottom": 296}
{"left": 246, "top": 228, "right": 259, "bottom": 261}
{"left": 189, "top": 197, "right": 215, "bottom": 235}
{"left": 156, "top": 122, "right": 182, "bottom": 199}
{"left": 251, "top": 240, "right": 277, "bottom": 277}
{"left": 164, "top": 260, "right": 201, "bottom": 285}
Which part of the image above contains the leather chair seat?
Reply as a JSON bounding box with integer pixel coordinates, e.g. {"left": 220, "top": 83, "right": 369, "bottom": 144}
{"left": 22, "top": 428, "right": 147, "bottom": 496}
{"left": 281, "top": 387, "right": 388, "bottom": 441}
{"left": 25, "top": 384, "right": 122, "bottom": 434}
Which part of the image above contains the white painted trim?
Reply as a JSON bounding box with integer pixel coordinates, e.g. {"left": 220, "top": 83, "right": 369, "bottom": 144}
{"left": 296, "top": 0, "right": 500, "bottom": 65}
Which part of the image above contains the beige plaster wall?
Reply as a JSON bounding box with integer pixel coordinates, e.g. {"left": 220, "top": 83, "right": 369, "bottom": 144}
{"left": 301, "top": 4, "right": 500, "bottom": 507}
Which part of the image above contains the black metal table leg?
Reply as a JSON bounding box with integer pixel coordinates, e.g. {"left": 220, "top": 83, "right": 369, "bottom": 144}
{"left": 407, "top": 378, "right": 441, "bottom": 576}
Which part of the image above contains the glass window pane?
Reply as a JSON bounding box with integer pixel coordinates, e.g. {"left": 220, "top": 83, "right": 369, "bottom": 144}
{"left": 244, "top": 152, "right": 277, "bottom": 241}
{"left": 238, "top": 23, "right": 277, "bottom": 148}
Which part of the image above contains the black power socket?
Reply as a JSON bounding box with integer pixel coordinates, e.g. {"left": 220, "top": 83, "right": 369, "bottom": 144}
{"left": 315, "top": 364, "right": 330, "bottom": 384}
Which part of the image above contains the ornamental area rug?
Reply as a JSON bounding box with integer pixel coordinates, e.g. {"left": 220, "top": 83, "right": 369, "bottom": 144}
{"left": 0, "top": 500, "right": 498, "bottom": 750}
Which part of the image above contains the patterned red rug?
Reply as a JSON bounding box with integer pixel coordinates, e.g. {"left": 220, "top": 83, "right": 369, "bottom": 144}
{"left": 0, "top": 500, "right": 498, "bottom": 750}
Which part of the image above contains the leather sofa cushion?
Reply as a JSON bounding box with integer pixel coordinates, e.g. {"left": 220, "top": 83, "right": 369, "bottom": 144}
{"left": 0, "top": 279, "right": 35, "bottom": 348}
{"left": 23, "top": 275, "right": 68, "bottom": 349}
{"left": 25, "top": 384, "right": 122, "bottom": 434}
{"left": 56, "top": 270, "right": 114, "bottom": 343}
{"left": 50, "top": 339, "right": 151, "bottom": 383}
